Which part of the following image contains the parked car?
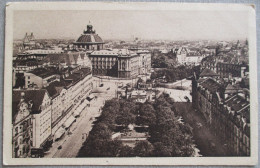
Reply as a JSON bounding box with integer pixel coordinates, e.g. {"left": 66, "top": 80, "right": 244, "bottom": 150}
{"left": 99, "top": 83, "right": 104, "bottom": 87}
{"left": 58, "top": 145, "right": 62, "bottom": 150}
{"left": 31, "top": 148, "right": 44, "bottom": 158}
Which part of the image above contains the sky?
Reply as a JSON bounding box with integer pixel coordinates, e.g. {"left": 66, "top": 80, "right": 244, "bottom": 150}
{"left": 13, "top": 10, "right": 249, "bottom": 41}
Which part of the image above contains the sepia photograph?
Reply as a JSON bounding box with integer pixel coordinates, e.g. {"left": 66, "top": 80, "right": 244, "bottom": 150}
{"left": 3, "top": 2, "right": 258, "bottom": 166}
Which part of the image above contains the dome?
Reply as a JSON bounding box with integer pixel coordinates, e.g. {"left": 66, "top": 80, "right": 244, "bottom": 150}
{"left": 76, "top": 34, "right": 104, "bottom": 44}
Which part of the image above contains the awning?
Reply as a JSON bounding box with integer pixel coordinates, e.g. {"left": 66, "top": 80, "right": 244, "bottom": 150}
{"left": 81, "top": 104, "right": 86, "bottom": 110}
{"left": 79, "top": 104, "right": 84, "bottom": 110}
{"left": 73, "top": 109, "right": 81, "bottom": 117}
{"left": 87, "top": 94, "right": 95, "bottom": 99}
{"left": 63, "top": 116, "right": 76, "bottom": 129}
{"left": 54, "top": 127, "right": 65, "bottom": 140}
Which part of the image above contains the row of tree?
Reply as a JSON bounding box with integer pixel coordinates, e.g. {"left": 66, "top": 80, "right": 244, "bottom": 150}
{"left": 151, "top": 65, "right": 200, "bottom": 83}
{"left": 77, "top": 94, "right": 195, "bottom": 157}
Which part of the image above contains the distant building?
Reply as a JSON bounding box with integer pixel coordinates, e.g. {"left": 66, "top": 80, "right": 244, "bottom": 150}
{"left": 24, "top": 68, "right": 60, "bottom": 88}
{"left": 216, "top": 63, "right": 248, "bottom": 78}
{"left": 23, "top": 32, "right": 36, "bottom": 50}
{"left": 172, "top": 47, "right": 205, "bottom": 65}
{"left": 202, "top": 61, "right": 249, "bottom": 78}
{"left": 73, "top": 24, "right": 104, "bottom": 50}
{"left": 41, "top": 52, "right": 92, "bottom": 69}
{"left": 173, "top": 47, "right": 188, "bottom": 64}
{"left": 130, "top": 90, "right": 155, "bottom": 103}
{"left": 89, "top": 49, "right": 151, "bottom": 79}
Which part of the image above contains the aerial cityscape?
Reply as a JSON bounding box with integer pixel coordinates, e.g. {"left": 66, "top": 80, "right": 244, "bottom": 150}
{"left": 12, "top": 10, "right": 250, "bottom": 158}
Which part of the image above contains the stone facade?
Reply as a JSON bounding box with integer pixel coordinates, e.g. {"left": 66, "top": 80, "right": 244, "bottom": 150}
{"left": 192, "top": 77, "right": 250, "bottom": 156}
{"left": 89, "top": 49, "right": 151, "bottom": 79}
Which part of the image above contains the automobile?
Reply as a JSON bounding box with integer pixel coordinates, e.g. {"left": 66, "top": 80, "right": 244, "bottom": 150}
{"left": 58, "top": 145, "right": 62, "bottom": 150}
{"left": 31, "top": 148, "right": 44, "bottom": 158}
{"left": 106, "top": 87, "right": 110, "bottom": 90}
{"left": 99, "top": 83, "right": 104, "bottom": 87}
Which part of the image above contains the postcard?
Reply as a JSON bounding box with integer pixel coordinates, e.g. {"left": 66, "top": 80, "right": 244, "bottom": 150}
{"left": 3, "top": 2, "right": 258, "bottom": 165}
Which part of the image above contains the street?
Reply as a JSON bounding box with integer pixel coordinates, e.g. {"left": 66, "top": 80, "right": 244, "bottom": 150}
{"left": 44, "top": 95, "right": 104, "bottom": 158}
{"left": 174, "top": 102, "right": 228, "bottom": 156}
{"left": 156, "top": 79, "right": 192, "bottom": 102}
{"left": 44, "top": 77, "right": 119, "bottom": 158}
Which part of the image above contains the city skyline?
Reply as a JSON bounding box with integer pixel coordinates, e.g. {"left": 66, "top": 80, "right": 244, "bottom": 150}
{"left": 14, "top": 10, "right": 249, "bottom": 41}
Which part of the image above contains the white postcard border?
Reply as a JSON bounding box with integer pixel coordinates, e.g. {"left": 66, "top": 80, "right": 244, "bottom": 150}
{"left": 3, "top": 2, "right": 258, "bottom": 165}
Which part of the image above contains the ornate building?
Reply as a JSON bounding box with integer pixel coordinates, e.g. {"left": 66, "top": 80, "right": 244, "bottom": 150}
{"left": 89, "top": 49, "right": 151, "bottom": 79}
{"left": 23, "top": 32, "right": 36, "bottom": 50}
{"left": 12, "top": 92, "right": 32, "bottom": 158}
{"left": 73, "top": 24, "right": 104, "bottom": 50}
{"left": 12, "top": 90, "right": 52, "bottom": 158}
{"left": 192, "top": 74, "right": 250, "bottom": 156}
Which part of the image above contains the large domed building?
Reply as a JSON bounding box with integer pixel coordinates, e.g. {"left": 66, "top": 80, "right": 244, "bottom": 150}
{"left": 73, "top": 24, "right": 104, "bottom": 50}
{"left": 73, "top": 23, "right": 151, "bottom": 79}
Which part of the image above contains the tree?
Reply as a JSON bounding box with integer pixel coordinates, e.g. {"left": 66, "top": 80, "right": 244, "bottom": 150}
{"left": 118, "top": 145, "right": 134, "bottom": 157}
{"left": 133, "top": 141, "right": 153, "bottom": 157}
{"left": 153, "top": 142, "right": 172, "bottom": 157}
{"left": 136, "top": 103, "right": 156, "bottom": 126}
{"left": 89, "top": 123, "right": 112, "bottom": 140}
{"left": 115, "top": 111, "right": 135, "bottom": 127}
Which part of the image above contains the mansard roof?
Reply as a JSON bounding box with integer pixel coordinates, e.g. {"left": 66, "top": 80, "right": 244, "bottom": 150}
{"left": 200, "top": 68, "right": 219, "bottom": 77}
{"left": 12, "top": 89, "right": 48, "bottom": 123}
{"left": 200, "top": 78, "right": 222, "bottom": 93}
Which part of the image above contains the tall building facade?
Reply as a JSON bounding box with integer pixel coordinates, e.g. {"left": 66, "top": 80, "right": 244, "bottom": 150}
{"left": 192, "top": 74, "right": 250, "bottom": 156}
{"left": 89, "top": 49, "right": 151, "bottom": 79}
{"left": 12, "top": 90, "right": 52, "bottom": 158}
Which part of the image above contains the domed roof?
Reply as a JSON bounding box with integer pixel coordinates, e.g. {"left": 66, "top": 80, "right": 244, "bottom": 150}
{"left": 76, "top": 34, "right": 104, "bottom": 44}
{"left": 74, "top": 24, "right": 104, "bottom": 44}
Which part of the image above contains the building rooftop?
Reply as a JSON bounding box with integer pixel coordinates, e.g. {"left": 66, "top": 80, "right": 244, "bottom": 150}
{"left": 225, "top": 94, "right": 250, "bottom": 122}
{"left": 90, "top": 49, "right": 137, "bottom": 57}
{"left": 13, "top": 89, "right": 47, "bottom": 123}
{"left": 74, "top": 24, "right": 104, "bottom": 44}
{"left": 41, "top": 52, "right": 89, "bottom": 66}
{"left": 28, "top": 68, "right": 58, "bottom": 78}
{"left": 75, "top": 34, "right": 103, "bottom": 44}
{"left": 200, "top": 68, "right": 219, "bottom": 77}
{"left": 225, "top": 84, "right": 243, "bottom": 94}
{"left": 200, "top": 78, "right": 222, "bottom": 93}
{"left": 44, "top": 81, "right": 66, "bottom": 98}
{"left": 44, "top": 67, "right": 92, "bottom": 97}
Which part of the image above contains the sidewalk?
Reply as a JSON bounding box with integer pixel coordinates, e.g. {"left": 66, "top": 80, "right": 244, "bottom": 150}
{"left": 44, "top": 96, "right": 104, "bottom": 158}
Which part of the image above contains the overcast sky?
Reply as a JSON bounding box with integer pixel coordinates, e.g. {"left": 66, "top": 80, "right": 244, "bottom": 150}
{"left": 14, "top": 10, "right": 249, "bottom": 41}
